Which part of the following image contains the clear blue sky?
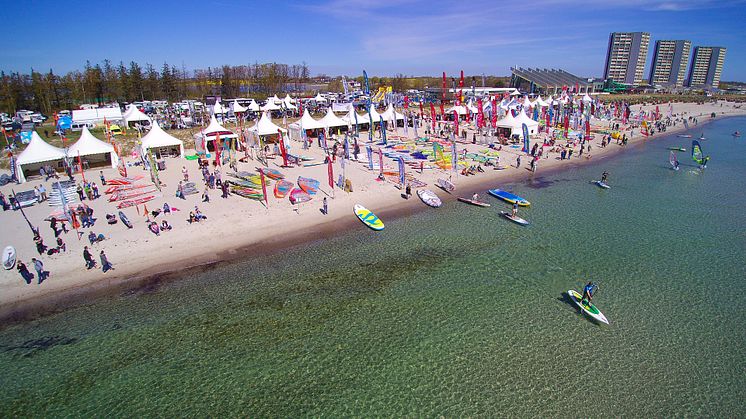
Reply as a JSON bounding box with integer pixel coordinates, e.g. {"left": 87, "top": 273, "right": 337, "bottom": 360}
{"left": 1, "top": 0, "right": 744, "bottom": 80}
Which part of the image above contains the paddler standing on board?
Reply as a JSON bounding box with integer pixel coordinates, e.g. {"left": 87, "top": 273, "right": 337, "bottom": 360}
{"left": 581, "top": 281, "right": 598, "bottom": 305}
{"left": 601, "top": 171, "right": 609, "bottom": 184}
{"left": 511, "top": 202, "right": 518, "bottom": 217}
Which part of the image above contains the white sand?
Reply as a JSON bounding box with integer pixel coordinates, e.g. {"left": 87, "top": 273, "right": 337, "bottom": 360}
{"left": 1, "top": 100, "right": 743, "bottom": 319}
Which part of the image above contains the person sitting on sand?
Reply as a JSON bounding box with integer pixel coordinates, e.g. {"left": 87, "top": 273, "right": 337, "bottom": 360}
{"left": 161, "top": 220, "right": 172, "bottom": 231}
{"left": 188, "top": 211, "right": 197, "bottom": 224}
{"left": 88, "top": 231, "right": 105, "bottom": 244}
{"left": 148, "top": 221, "right": 160, "bottom": 236}
{"left": 194, "top": 207, "right": 207, "bottom": 221}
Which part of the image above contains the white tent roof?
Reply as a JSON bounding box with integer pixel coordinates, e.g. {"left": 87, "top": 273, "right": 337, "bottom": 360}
{"left": 140, "top": 121, "right": 184, "bottom": 157}
{"left": 203, "top": 115, "right": 238, "bottom": 139}
{"left": 67, "top": 126, "right": 118, "bottom": 167}
{"left": 249, "top": 112, "right": 287, "bottom": 136}
{"left": 283, "top": 94, "right": 295, "bottom": 104}
{"left": 247, "top": 100, "right": 260, "bottom": 112}
{"left": 342, "top": 109, "right": 368, "bottom": 125}
{"left": 534, "top": 96, "right": 551, "bottom": 107}
{"left": 381, "top": 104, "right": 405, "bottom": 121}
{"left": 313, "top": 93, "right": 327, "bottom": 102}
{"left": 319, "top": 108, "right": 348, "bottom": 128}
{"left": 297, "top": 109, "right": 325, "bottom": 130}
{"left": 582, "top": 94, "right": 593, "bottom": 103}
{"left": 496, "top": 111, "right": 518, "bottom": 129}
{"left": 283, "top": 99, "right": 298, "bottom": 111}
{"left": 363, "top": 105, "right": 382, "bottom": 123}
{"left": 514, "top": 110, "right": 539, "bottom": 127}
{"left": 123, "top": 104, "right": 151, "bottom": 124}
{"left": 270, "top": 95, "right": 282, "bottom": 104}
{"left": 445, "top": 105, "right": 467, "bottom": 115}
{"left": 72, "top": 107, "right": 123, "bottom": 125}
{"left": 522, "top": 97, "right": 532, "bottom": 108}
{"left": 261, "top": 100, "right": 281, "bottom": 111}
{"left": 213, "top": 101, "right": 227, "bottom": 114}
{"left": 16, "top": 131, "right": 67, "bottom": 166}
{"left": 232, "top": 100, "right": 247, "bottom": 113}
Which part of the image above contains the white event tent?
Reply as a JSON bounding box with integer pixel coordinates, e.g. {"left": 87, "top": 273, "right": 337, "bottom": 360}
{"left": 319, "top": 108, "right": 348, "bottom": 128}
{"left": 312, "top": 93, "right": 327, "bottom": 103}
{"left": 381, "top": 105, "right": 405, "bottom": 121}
{"left": 248, "top": 112, "right": 287, "bottom": 141}
{"left": 212, "top": 101, "right": 227, "bottom": 115}
{"left": 247, "top": 100, "right": 261, "bottom": 112}
{"left": 261, "top": 100, "right": 282, "bottom": 112}
{"left": 232, "top": 100, "right": 247, "bottom": 114}
{"left": 67, "top": 126, "right": 119, "bottom": 169}
{"left": 15, "top": 132, "right": 68, "bottom": 183}
{"left": 343, "top": 109, "right": 368, "bottom": 126}
{"left": 140, "top": 121, "right": 184, "bottom": 158}
{"left": 122, "top": 104, "right": 151, "bottom": 126}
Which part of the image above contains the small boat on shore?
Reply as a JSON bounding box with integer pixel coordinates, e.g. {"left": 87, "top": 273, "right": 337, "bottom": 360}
{"left": 436, "top": 178, "right": 455, "bottom": 193}
{"left": 457, "top": 197, "right": 490, "bottom": 207}
{"left": 488, "top": 189, "right": 530, "bottom": 206}
{"left": 417, "top": 189, "right": 442, "bottom": 208}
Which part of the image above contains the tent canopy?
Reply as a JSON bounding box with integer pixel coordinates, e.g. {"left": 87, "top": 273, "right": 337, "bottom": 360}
{"left": 283, "top": 94, "right": 295, "bottom": 104}
{"left": 381, "top": 104, "right": 405, "bottom": 121}
{"left": 343, "top": 109, "right": 368, "bottom": 125}
{"left": 312, "top": 93, "right": 327, "bottom": 102}
{"left": 232, "top": 100, "right": 247, "bottom": 113}
{"left": 261, "top": 100, "right": 281, "bottom": 112}
{"left": 319, "top": 108, "right": 348, "bottom": 128}
{"left": 140, "top": 121, "right": 184, "bottom": 157}
{"left": 15, "top": 131, "right": 68, "bottom": 183}
{"left": 249, "top": 112, "right": 287, "bottom": 137}
{"left": 123, "top": 104, "right": 151, "bottom": 124}
{"left": 203, "top": 115, "right": 237, "bottom": 139}
{"left": 213, "top": 101, "right": 227, "bottom": 114}
{"left": 67, "top": 126, "right": 119, "bottom": 168}
{"left": 247, "top": 100, "right": 261, "bottom": 112}
{"left": 296, "top": 109, "right": 325, "bottom": 130}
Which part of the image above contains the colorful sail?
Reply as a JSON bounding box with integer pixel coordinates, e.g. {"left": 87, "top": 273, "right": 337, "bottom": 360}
{"left": 669, "top": 151, "right": 678, "bottom": 169}
{"left": 692, "top": 140, "right": 704, "bottom": 164}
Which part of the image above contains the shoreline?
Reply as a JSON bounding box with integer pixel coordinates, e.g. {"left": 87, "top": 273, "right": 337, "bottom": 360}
{"left": 1, "top": 102, "right": 743, "bottom": 326}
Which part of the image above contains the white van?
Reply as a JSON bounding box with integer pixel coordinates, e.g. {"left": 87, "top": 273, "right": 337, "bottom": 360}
{"left": 71, "top": 122, "right": 94, "bottom": 131}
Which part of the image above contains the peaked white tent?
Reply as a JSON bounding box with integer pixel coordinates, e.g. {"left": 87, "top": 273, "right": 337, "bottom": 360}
{"left": 381, "top": 105, "right": 405, "bottom": 121}
{"left": 67, "top": 126, "right": 119, "bottom": 169}
{"left": 140, "top": 121, "right": 184, "bottom": 158}
{"left": 295, "top": 109, "right": 325, "bottom": 130}
{"left": 319, "top": 108, "right": 348, "bottom": 128}
{"left": 123, "top": 104, "right": 151, "bottom": 126}
{"left": 497, "top": 111, "right": 538, "bottom": 136}
{"left": 15, "top": 132, "right": 68, "bottom": 183}
{"left": 445, "top": 105, "right": 468, "bottom": 115}
{"left": 362, "top": 106, "right": 383, "bottom": 124}
{"left": 312, "top": 93, "right": 327, "bottom": 103}
{"left": 343, "top": 109, "right": 368, "bottom": 126}
{"left": 213, "top": 101, "right": 227, "bottom": 115}
{"left": 283, "top": 94, "right": 295, "bottom": 104}
{"left": 270, "top": 95, "right": 282, "bottom": 104}
{"left": 514, "top": 111, "right": 540, "bottom": 135}
{"left": 534, "top": 96, "right": 551, "bottom": 107}
{"left": 261, "top": 100, "right": 281, "bottom": 112}
{"left": 203, "top": 116, "right": 238, "bottom": 139}
{"left": 232, "top": 100, "right": 247, "bottom": 113}
{"left": 582, "top": 94, "right": 593, "bottom": 103}
{"left": 248, "top": 112, "right": 287, "bottom": 139}
{"left": 247, "top": 100, "right": 261, "bottom": 112}
{"left": 522, "top": 97, "right": 533, "bottom": 108}
{"left": 282, "top": 98, "right": 298, "bottom": 111}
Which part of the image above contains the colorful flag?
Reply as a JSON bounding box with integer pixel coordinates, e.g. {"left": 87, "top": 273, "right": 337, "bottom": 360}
{"left": 380, "top": 115, "right": 387, "bottom": 145}
{"left": 278, "top": 129, "right": 288, "bottom": 166}
{"left": 397, "top": 157, "right": 405, "bottom": 185}
{"left": 366, "top": 145, "right": 373, "bottom": 170}
{"left": 378, "top": 148, "right": 384, "bottom": 177}
{"left": 451, "top": 135, "right": 458, "bottom": 172}
{"left": 453, "top": 111, "right": 459, "bottom": 137}
{"left": 430, "top": 103, "right": 437, "bottom": 132}
{"left": 214, "top": 133, "right": 221, "bottom": 167}
{"left": 260, "top": 170, "right": 268, "bottom": 206}
{"left": 522, "top": 123, "right": 529, "bottom": 153}
{"left": 327, "top": 154, "right": 334, "bottom": 189}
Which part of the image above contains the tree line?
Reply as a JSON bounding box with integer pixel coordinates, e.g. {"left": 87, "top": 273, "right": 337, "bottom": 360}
{"left": 0, "top": 60, "right": 312, "bottom": 115}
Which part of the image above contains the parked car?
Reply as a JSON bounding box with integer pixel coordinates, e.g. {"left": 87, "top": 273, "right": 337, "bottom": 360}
{"left": 71, "top": 122, "right": 94, "bottom": 131}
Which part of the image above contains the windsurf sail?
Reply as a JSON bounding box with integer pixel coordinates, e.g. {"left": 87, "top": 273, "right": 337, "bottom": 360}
{"left": 669, "top": 151, "right": 678, "bottom": 168}
{"left": 692, "top": 140, "right": 704, "bottom": 164}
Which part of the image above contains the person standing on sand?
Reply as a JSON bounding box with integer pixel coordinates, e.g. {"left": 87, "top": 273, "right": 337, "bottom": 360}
{"left": 83, "top": 246, "right": 96, "bottom": 269}
{"left": 100, "top": 250, "right": 113, "bottom": 273}
{"left": 100, "top": 171, "right": 106, "bottom": 185}
{"left": 516, "top": 155, "right": 521, "bottom": 168}
{"left": 17, "top": 261, "right": 33, "bottom": 284}
{"left": 322, "top": 197, "right": 328, "bottom": 215}
{"left": 32, "top": 258, "right": 47, "bottom": 283}
{"left": 182, "top": 166, "right": 189, "bottom": 181}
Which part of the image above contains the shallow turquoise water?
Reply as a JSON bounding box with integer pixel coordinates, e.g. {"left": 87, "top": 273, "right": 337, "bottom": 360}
{"left": 1, "top": 117, "right": 745, "bottom": 416}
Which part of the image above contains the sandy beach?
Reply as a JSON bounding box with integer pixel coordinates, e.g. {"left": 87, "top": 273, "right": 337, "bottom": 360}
{"left": 1, "top": 100, "right": 744, "bottom": 323}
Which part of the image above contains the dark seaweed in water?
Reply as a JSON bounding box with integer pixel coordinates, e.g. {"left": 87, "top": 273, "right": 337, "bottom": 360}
{"left": 1, "top": 336, "right": 78, "bottom": 358}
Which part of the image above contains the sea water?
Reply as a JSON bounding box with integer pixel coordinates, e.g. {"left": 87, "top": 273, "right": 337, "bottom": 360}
{"left": 1, "top": 117, "right": 744, "bottom": 416}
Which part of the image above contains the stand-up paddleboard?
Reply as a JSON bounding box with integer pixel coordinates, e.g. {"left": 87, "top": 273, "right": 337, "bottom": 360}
{"left": 677, "top": 134, "right": 692, "bottom": 138}
{"left": 2, "top": 246, "right": 16, "bottom": 270}
{"left": 488, "top": 189, "right": 530, "bottom": 206}
{"left": 436, "top": 178, "right": 455, "bottom": 193}
{"left": 417, "top": 189, "right": 442, "bottom": 208}
{"left": 568, "top": 289, "right": 609, "bottom": 324}
{"left": 118, "top": 211, "right": 133, "bottom": 229}
{"left": 457, "top": 197, "right": 491, "bottom": 207}
{"left": 500, "top": 211, "right": 529, "bottom": 226}
{"left": 593, "top": 180, "right": 610, "bottom": 189}
{"left": 667, "top": 147, "right": 686, "bottom": 152}
{"left": 354, "top": 204, "right": 384, "bottom": 231}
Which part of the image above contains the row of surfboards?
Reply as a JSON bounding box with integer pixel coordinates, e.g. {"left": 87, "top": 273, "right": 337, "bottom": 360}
{"left": 354, "top": 187, "right": 534, "bottom": 231}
